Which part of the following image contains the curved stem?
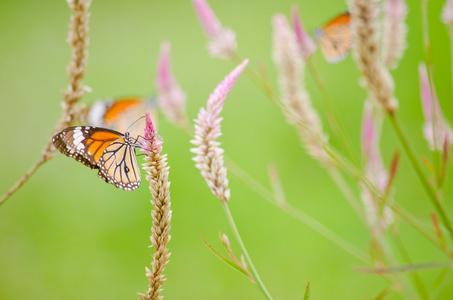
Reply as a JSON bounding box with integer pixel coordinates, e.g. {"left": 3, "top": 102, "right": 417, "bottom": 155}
{"left": 221, "top": 201, "right": 273, "bottom": 300}
{"left": 0, "top": 154, "right": 52, "bottom": 206}
{"left": 388, "top": 114, "right": 453, "bottom": 240}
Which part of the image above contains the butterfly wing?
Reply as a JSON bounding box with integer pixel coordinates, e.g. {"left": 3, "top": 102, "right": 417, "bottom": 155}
{"left": 52, "top": 126, "right": 140, "bottom": 190}
{"left": 85, "top": 97, "right": 158, "bottom": 139}
{"left": 97, "top": 136, "right": 141, "bottom": 191}
{"left": 315, "top": 12, "right": 351, "bottom": 64}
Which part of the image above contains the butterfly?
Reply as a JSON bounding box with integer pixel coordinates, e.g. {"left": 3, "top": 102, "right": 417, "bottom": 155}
{"left": 84, "top": 97, "right": 157, "bottom": 140}
{"left": 52, "top": 126, "right": 141, "bottom": 191}
{"left": 314, "top": 12, "right": 351, "bottom": 64}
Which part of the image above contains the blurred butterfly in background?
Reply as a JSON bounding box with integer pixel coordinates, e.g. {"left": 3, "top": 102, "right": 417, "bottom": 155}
{"left": 53, "top": 96, "right": 157, "bottom": 191}
{"left": 83, "top": 96, "right": 158, "bottom": 140}
{"left": 314, "top": 12, "right": 351, "bottom": 64}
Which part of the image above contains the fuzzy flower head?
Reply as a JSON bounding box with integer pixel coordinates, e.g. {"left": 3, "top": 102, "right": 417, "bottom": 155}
{"left": 191, "top": 59, "right": 249, "bottom": 202}
{"left": 349, "top": 0, "right": 398, "bottom": 114}
{"left": 155, "top": 41, "right": 188, "bottom": 127}
{"left": 272, "top": 14, "right": 331, "bottom": 165}
{"left": 382, "top": 0, "right": 408, "bottom": 69}
{"left": 361, "top": 101, "right": 394, "bottom": 234}
{"left": 291, "top": 5, "right": 317, "bottom": 61}
{"left": 192, "top": 0, "right": 237, "bottom": 59}
{"left": 418, "top": 63, "right": 453, "bottom": 151}
{"left": 443, "top": 0, "right": 453, "bottom": 25}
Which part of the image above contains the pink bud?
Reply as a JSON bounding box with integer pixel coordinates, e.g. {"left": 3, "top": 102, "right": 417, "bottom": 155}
{"left": 192, "top": 0, "right": 237, "bottom": 59}
{"left": 155, "top": 42, "right": 187, "bottom": 127}
{"left": 141, "top": 110, "right": 162, "bottom": 155}
{"left": 418, "top": 63, "right": 453, "bottom": 151}
{"left": 291, "top": 5, "right": 317, "bottom": 60}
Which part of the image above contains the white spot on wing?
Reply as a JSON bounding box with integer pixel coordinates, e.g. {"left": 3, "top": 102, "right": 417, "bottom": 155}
{"left": 73, "top": 135, "right": 84, "bottom": 145}
{"left": 76, "top": 143, "right": 85, "bottom": 150}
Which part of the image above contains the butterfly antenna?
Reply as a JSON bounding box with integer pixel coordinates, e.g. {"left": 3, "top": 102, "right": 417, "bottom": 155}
{"left": 125, "top": 115, "right": 146, "bottom": 134}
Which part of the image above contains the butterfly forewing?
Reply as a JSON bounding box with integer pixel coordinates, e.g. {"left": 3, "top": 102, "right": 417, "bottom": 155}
{"left": 52, "top": 126, "right": 141, "bottom": 191}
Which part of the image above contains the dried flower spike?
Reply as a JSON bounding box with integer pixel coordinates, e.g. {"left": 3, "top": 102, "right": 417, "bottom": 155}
{"left": 192, "top": 0, "right": 237, "bottom": 59}
{"left": 382, "top": 0, "right": 407, "bottom": 69}
{"left": 272, "top": 14, "right": 331, "bottom": 165}
{"left": 360, "top": 101, "right": 394, "bottom": 234}
{"left": 418, "top": 63, "right": 453, "bottom": 151}
{"left": 191, "top": 59, "right": 248, "bottom": 202}
{"left": 349, "top": 0, "right": 398, "bottom": 114}
{"left": 291, "top": 5, "right": 317, "bottom": 61}
{"left": 156, "top": 41, "right": 188, "bottom": 128}
{"left": 139, "top": 111, "right": 172, "bottom": 300}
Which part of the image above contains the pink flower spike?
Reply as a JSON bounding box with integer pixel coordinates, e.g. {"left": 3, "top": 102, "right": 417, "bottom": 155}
{"left": 418, "top": 63, "right": 439, "bottom": 123}
{"left": 443, "top": 0, "right": 453, "bottom": 25}
{"left": 418, "top": 63, "right": 453, "bottom": 151}
{"left": 360, "top": 101, "right": 394, "bottom": 234}
{"left": 382, "top": 0, "right": 408, "bottom": 69}
{"left": 155, "top": 41, "right": 188, "bottom": 127}
{"left": 192, "top": 0, "right": 222, "bottom": 39}
{"left": 141, "top": 110, "right": 162, "bottom": 155}
{"left": 192, "top": 0, "right": 237, "bottom": 59}
{"left": 191, "top": 59, "right": 249, "bottom": 202}
{"left": 291, "top": 5, "right": 317, "bottom": 61}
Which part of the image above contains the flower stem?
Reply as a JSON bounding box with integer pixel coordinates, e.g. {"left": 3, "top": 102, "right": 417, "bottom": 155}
{"left": 326, "top": 167, "right": 367, "bottom": 225}
{"left": 0, "top": 155, "right": 51, "bottom": 206}
{"left": 450, "top": 27, "right": 453, "bottom": 98}
{"left": 388, "top": 113, "right": 453, "bottom": 240}
{"left": 221, "top": 201, "right": 273, "bottom": 300}
{"left": 306, "top": 60, "right": 359, "bottom": 166}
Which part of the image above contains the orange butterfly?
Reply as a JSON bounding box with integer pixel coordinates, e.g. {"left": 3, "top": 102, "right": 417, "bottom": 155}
{"left": 84, "top": 97, "right": 157, "bottom": 139}
{"left": 53, "top": 126, "right": 141, "bottom": 191}
{"left": 314, "top": 12, "right": 351, "bottom": 64}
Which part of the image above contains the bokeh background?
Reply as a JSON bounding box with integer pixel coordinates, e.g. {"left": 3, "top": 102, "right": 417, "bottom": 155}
{"left": 1, "top": 0, "right": 452, "bottom": 299}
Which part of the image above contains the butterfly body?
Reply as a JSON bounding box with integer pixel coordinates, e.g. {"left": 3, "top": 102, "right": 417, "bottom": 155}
{"left": 52, "top": 126, "right": 141, "bottom": 191}
{"left": 315, "top": 12, "right": 351, "bottom": 64}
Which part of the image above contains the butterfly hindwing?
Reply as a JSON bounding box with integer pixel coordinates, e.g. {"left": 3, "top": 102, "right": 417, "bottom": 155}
{"left": 315, "top": 12, "right": 351, "bottom": 64}
{"left": 98, "top": 136, "right": 140, "bottom": 191}
{"left": 52, "top": 126, "right": 141, "bottom": 191}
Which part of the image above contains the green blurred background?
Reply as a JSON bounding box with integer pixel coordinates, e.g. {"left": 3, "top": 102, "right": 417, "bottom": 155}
{"left": 1, "top": 0, "right": 452, "bottom": 299}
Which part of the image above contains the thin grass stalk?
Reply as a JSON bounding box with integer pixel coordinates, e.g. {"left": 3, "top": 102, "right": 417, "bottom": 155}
{"left": 0, "top": 0, "right": 91, "bottom": 206}
{"left": 391, "top": 232, "right": 430, "bottom": 299}
{"left": 321, "top": 141, "right": 453, "bottom": 257}
{"left": 306, "top": 60, "right": 359, "bottom": 166}
{"left": 388, "top": 115, "right": 453, "bottom": 240}
{"left": 450, "top": 31, "right": 453, "bottom": 97}
{"left": 327, "top": 167, "right": 367, "bottom": 225}
{"left": 221, "top": 202, "right": 273, "bottom": 300}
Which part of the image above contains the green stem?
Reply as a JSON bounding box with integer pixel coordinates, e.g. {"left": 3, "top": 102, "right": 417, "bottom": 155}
{"left": 392, "top": 231, "right": 430, "bottom": 299}
{"left": 327, "top": 167, "right": 367, "bottom": 225}
{"left": 322, "top": 143, "right": 453, "bottom": 257}
{"left": 306, "top": 60, "right": 359, "bottom": 166}
{"left": 450, "top": 27, "right": 453, "bottom": 98}
{"left": 0, "top": 155, "right": 51, "bottom": 206}
{"left": 225, "top": 158, "right": 371, "bottom": 263}
{"left": 388, "top": 114, "right": 453, "bottom": 240}
{"left": 221, "top": 201, "right": 274, "bottom": 300}
{"left": 281, "top": 202, "right": 371, "bottom": 264}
